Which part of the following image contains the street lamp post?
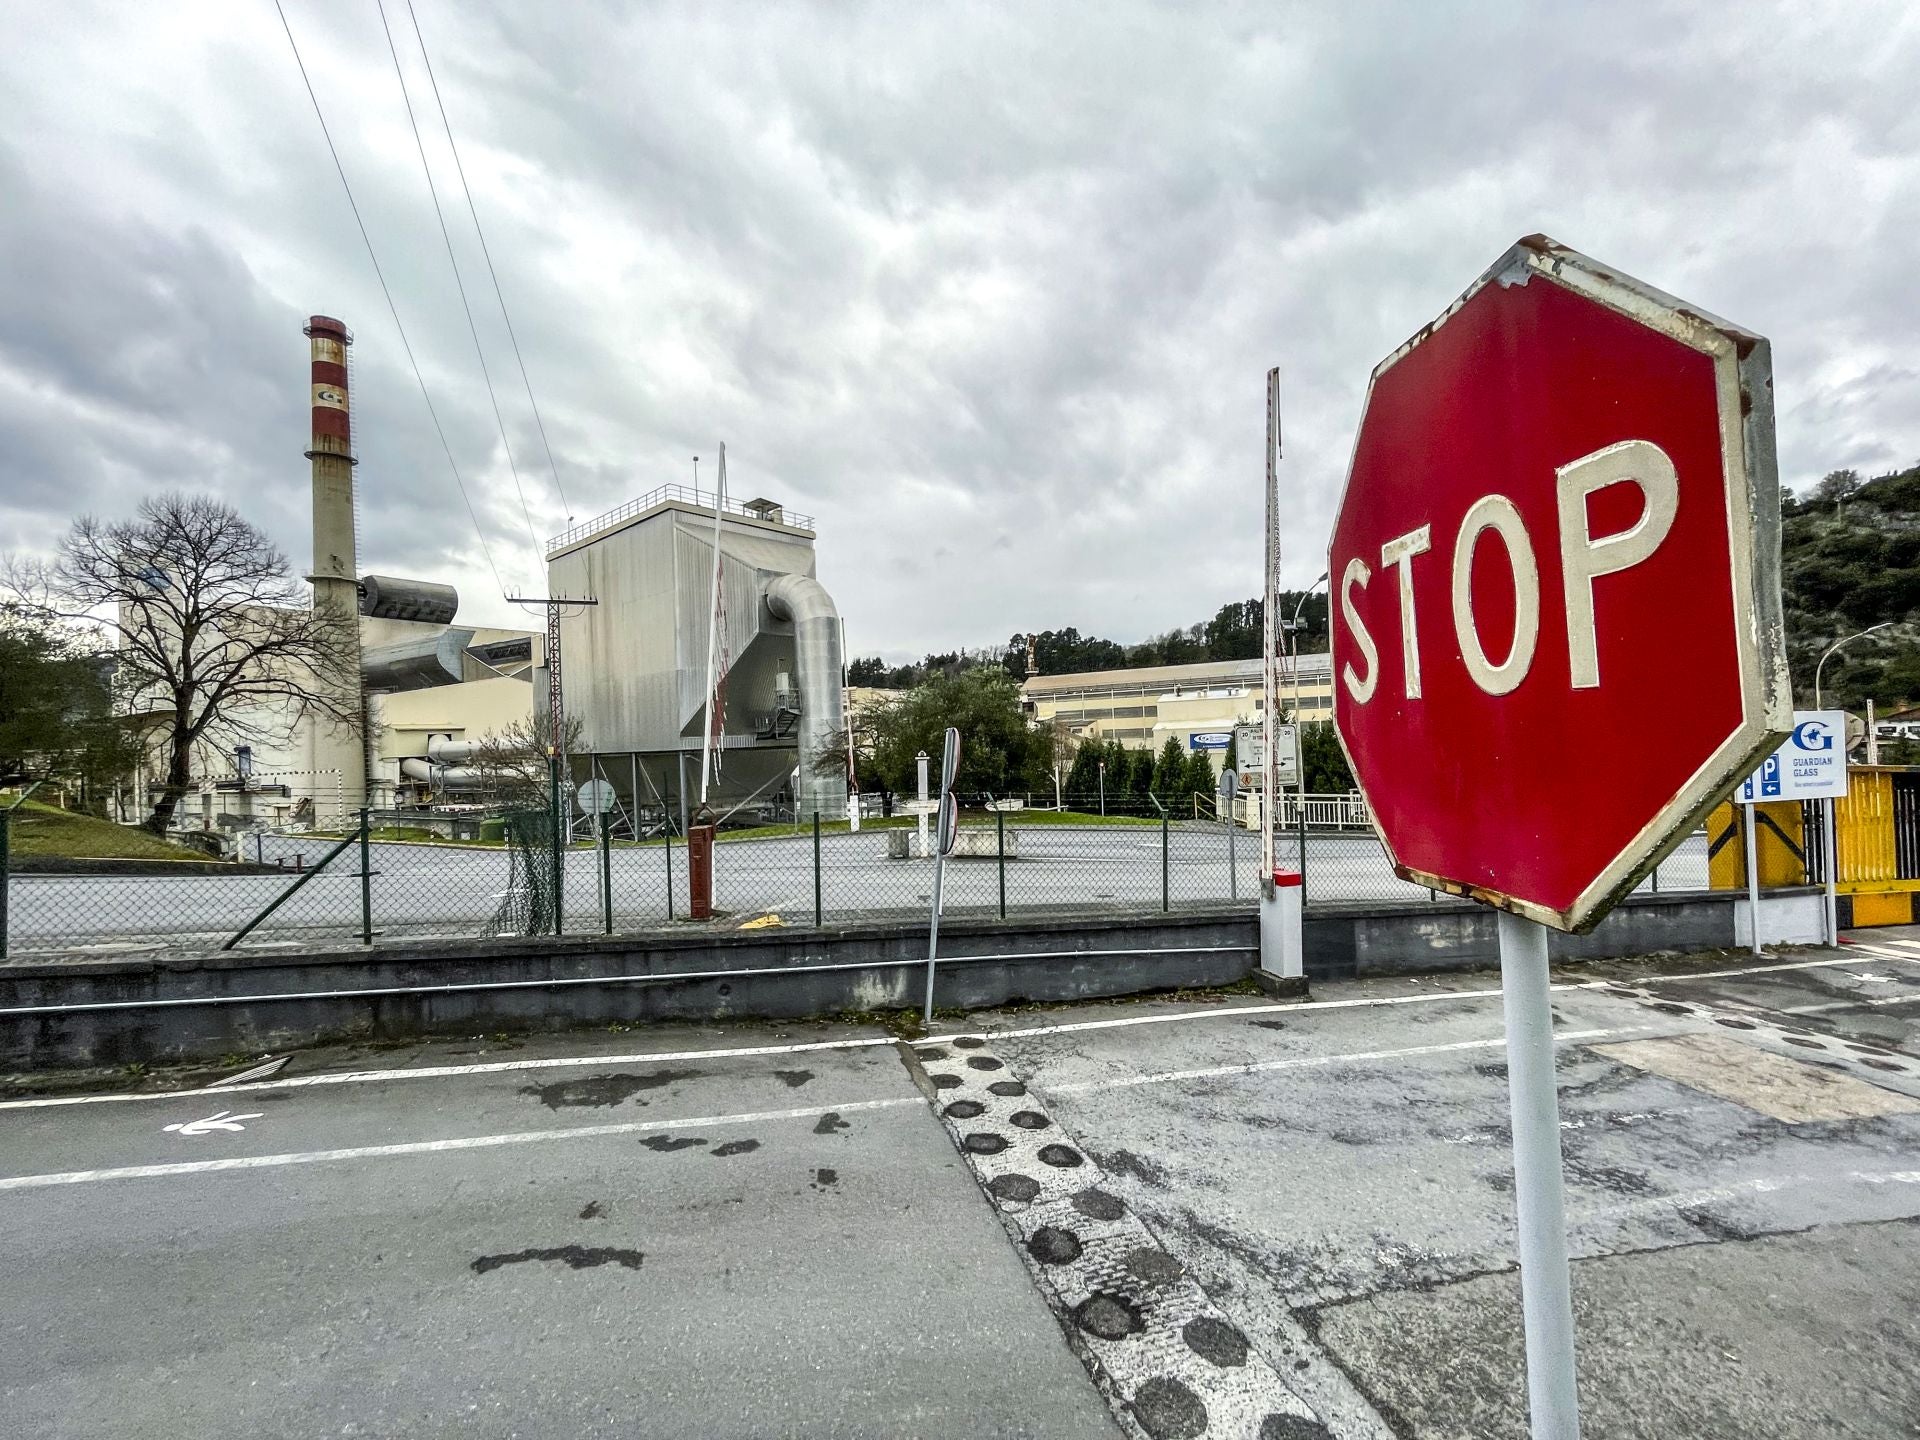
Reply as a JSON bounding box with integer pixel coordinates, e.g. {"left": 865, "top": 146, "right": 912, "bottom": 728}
{"left": 1814, "top": 623, "right": 1893, "bottom": 711}
{"left": 1098, "top": 760, "right": 1106, "bottom": 817}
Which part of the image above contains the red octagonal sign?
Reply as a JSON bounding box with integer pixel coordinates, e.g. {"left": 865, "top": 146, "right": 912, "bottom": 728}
{"left": 1330, "top": 237, "right": 1791, "bottom": 932}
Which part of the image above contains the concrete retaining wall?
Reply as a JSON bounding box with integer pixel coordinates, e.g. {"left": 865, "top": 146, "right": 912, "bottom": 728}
{"left": 0, "top": 911, "right": 1255, "bottom": 1071}
{"left": 1301, "top": 889, "right": 1781, "bottom": 980}
{"left": 0, "top": 888, "right": 1819, "bottom": 1070}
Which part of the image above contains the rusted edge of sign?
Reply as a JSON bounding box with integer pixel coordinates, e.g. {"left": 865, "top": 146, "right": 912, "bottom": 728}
{"left": 1329, "top": 236, "right": 1792, "bottom": 933}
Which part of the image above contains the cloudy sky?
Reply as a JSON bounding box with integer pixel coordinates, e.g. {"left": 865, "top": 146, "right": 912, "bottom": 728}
{"left": 2, "top": 2, "right": 1915, "bottom": 658}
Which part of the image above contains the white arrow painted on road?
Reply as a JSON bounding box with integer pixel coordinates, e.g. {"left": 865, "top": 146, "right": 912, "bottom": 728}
{"left": 163, "top": 1110, "right": 263, "bottom": 1137}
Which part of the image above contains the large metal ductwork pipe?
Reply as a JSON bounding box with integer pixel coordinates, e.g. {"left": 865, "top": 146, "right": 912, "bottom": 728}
{"left": 359, "top": 574, "right": 460, "bottom": 624}
{"left": 764, "top": 574, "right": 849, "bottom": 820}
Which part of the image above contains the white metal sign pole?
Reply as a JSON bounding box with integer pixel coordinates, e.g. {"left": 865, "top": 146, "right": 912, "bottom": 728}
{"left": 916, "top": 751, "right": 930, "bottom": 859}
{"left": 1261, "top": 368, "right": 1281, "bottom": 887}
{"left": 923, "top": 728, "right": 960, "bottom": 1028}
{"left": 698, "top": 444, "right": 728, "bottom": 806}
{"left": 1744, "top": 807, "right": 1763, "bottom": 958}
{"left": 1497, "top": 909, "right": 1582, "bottom": 1440}
{"left": 924, "top": 830, "right": 947, "bottom": 1028}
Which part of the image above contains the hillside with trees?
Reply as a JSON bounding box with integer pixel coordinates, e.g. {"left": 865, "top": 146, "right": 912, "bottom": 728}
{"left": 846, "top": 590, "right": 1330, "bottom": 690}
{"left": 1782, "top": 463, "right": 1920, "bottom": 711}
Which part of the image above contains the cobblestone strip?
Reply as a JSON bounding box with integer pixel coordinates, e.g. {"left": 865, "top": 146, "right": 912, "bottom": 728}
{"left": 911, "top": 1036, "right": 1332, "bottom": 1440}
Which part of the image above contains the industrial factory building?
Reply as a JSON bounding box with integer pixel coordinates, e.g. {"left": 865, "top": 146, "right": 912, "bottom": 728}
{"left": 128, "top": 315, "right": 539, "bottom": 833}
{"left": 547, "top": 487, "right": 848, "bottom": 829}
{"left": 1022, "top": 652, "right": 1335, "bottom": 760}
{"left": 132, "top": 313, "right": 848, "bottom": 839}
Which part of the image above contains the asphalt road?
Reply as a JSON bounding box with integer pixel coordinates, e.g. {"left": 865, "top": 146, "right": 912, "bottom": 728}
{"left": 6, "top": 826, "right": 1712, "bottom": 955}
{"left": 6, "top": 925, "right": 1904, "bottom": 1437}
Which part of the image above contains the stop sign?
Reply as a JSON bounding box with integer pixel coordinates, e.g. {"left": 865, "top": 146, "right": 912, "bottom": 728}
{"left": 1330, "top": 237, "right": 1791, "bottom": 931}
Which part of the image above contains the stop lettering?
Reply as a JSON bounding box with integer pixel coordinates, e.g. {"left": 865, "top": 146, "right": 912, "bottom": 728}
{"left": 1329, "top": 237, "right": 1791, "bottom": 931}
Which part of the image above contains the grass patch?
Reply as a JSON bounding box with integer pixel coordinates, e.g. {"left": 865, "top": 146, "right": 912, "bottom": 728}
{"left": 3, "top": 801, "right": 207, "bottom": 861}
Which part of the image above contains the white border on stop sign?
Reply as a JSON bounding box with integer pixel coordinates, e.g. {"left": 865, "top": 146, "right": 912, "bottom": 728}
{"left": 1327, "top": 235, "right": 1792, "bottom": 933}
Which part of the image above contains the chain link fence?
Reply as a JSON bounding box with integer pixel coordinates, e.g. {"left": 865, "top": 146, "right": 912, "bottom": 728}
{"left": 0, "top": 793, "right": 1720, "bottom": 959}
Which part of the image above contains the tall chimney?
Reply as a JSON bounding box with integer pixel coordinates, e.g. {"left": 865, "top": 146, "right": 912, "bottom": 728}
{"left": 304, "top": 315, "right": 366, "bottom": 822}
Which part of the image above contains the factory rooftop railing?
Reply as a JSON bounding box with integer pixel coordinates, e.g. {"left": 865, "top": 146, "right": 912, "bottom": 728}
{"left": 547, "top": 485, "right": 816, "bottom": 553}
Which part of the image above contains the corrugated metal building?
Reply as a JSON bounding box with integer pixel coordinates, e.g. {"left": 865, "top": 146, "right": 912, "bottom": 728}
{"left": 547, "top": 485, "right": 848, "bottom": 828}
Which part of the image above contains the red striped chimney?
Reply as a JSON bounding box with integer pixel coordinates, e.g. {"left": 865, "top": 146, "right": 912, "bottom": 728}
{"left": 304, "top": 316, "right": 358, "bottom": 587}
{"left": 303, "top": 315, "right": 354, "bottom": 461}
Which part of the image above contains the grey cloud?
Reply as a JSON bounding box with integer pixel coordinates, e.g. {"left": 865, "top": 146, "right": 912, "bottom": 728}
{"left": 2, "top": 0, "right": 1917, "bottom": 656}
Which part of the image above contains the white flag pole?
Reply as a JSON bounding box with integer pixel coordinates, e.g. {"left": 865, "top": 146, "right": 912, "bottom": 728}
{"left": 1261, "top": 368, "right": 1282, "bottom": 888}
{"left": 699, "top": 443, "right": 728, "bottom": 805}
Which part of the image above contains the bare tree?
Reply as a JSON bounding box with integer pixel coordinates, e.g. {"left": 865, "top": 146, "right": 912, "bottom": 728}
{"left": 9, "top": 493, "right": 361, "bottom": 833}
{"left": 468, "top": 711, "right": 583, "bottom": 808}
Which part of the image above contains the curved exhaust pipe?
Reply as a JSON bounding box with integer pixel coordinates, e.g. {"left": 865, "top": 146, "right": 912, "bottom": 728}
{"left": 764, "top": 573, "right": 849, "bottom": 820}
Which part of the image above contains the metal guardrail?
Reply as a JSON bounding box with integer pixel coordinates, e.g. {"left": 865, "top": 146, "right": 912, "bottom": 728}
{"left": 547, "top": 484, "right": 816, "bottom": 553}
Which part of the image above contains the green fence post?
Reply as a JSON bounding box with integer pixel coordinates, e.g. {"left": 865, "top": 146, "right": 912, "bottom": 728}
{"left": 549, "top": 753, "right": 564, "bottom": 937}
{"left": 664, "top": 827, "right": 675, "bottom": 921}
{"left": 997, "top": 808, "right": 1007, "bottom": 919}
{"left": 359, "top": 808, "right": 372, "bottom": 945}
{"left": 602, "top": 816, "right": 614, "bottom": 934}
{"left": 813, "top": 811, "right": 823, "bottom": 927}
{"left": 0, "top": 808, "right": 10, "bottom": 961}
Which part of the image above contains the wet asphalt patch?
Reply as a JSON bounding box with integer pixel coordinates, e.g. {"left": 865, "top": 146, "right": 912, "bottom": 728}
{"left": 639, "top": 1135, "right": 706, "bottom": 1153}
{"left": 471, "top": 1244, "right": 644, "bottom": 1275}
{"left": 914, "top": 1039, "right": 1330, "bottom": 1439}
{"left": 520, "top": 1068, "right": 701, "bottom": 1109}
{"left": 710, "top": 1139, "right": 760, "bottom": 1157}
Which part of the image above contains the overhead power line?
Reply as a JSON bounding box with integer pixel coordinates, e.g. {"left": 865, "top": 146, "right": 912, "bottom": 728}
{"left": 375, "top": 0, "right": 545, "bottom": 579}
{"left": 271, "top": 0, "right": 507, "bottom": 599}
{"left": 406, "top": 0, "right": 575, "bottom": 528}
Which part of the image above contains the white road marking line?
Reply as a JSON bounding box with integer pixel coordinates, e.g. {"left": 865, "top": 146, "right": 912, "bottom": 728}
{"left": 4, "top": 948, "right": 1904, "bottom": 1114}
{"left": 952, "top": 987, "right": 1508, "bottom": 1045}
{"left": 1868, "top": 937, "right": 1920, "bottom": 953}
{"left": 162, "top": 1110, "right": 261, "bottom": 1136}
{"left": 1842, "top": 942, "right": 1920, "bottom": 963}
{"left": 1592, "top": 1166, "right": 1920, "bottom": 1223}
{"left": 1042, "top": 1025, "right": 1658, "bottom": 1095}
{"left": 0, "top": 1096, "right": 920, "bottom": 1193}
{"left": 1776, "top": 993, "right": 1920, "bottom": 1016}
{"left": 0, "top": 1035, "right": 903, "bottom": 1111}
{"left": 1611, "top": 951, "right": 1920, "bottom": 983}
